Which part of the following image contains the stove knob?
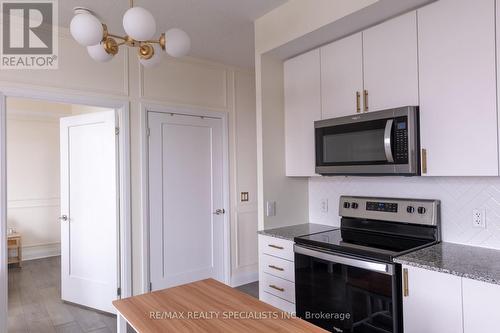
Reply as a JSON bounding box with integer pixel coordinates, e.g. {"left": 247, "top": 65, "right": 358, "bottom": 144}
{"left": 351, "top": 202, "right": 359, "bottom": 209}
{"left": 418, "top": 207, "right": 426, "bottom": 214}
{"left": 343, "top": 202, "right": 351, "bottom": 209}
{"left": 407, "top": 206, "right": 415, "bottom": 214}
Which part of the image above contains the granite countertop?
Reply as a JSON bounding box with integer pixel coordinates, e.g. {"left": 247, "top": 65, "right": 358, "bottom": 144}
{"left": 395, "top": 242, "right": 500, "bottom": 285}
{"left": 258, "top": 223, "right": 337, "bottom": 241}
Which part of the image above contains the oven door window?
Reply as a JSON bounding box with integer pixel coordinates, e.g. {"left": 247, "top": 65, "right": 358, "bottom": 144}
{"left": 295, "top": 253, "right": 396, "bottom": 333}
{"left": 316, "top": 119, "right": 389, "bottom": 166}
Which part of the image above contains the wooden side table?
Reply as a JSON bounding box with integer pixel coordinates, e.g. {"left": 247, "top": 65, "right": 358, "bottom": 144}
{"left": 7, "top": 233, "right": 22, "bottom": 267}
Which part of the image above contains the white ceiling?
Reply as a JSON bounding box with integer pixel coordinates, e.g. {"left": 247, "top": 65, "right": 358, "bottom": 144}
{"left": 59, "top": 0, "right": 287, "bottom": 68}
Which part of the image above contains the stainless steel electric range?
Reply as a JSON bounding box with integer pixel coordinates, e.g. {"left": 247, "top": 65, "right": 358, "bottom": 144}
{"left": 294, "top": 196, "right": 441, "bottom": 333}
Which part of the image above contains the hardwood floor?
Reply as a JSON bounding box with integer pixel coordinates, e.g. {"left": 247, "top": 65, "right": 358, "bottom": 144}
{"left": 8, "top": 256, "right": 117, "bottom": 333}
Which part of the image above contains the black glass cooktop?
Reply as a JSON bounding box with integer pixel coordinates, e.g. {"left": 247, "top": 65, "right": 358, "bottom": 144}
{"left": 295, "top": 227, "right": 436, "bottom": 262}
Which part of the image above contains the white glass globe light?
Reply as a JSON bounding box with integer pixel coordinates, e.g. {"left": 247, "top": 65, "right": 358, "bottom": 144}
{"left": 140, "top": 44, "right": 162, "bottom": 68}
{"left": 70, "top": 13, "right": 103, "bottom": 46}
{"left": 87, "top": 43, "right": 113, "bottom": 62}
{"left": 164, "top": 28, "right": 191, "bottom": 58}
{"left": 123, "top": 7, "right": 156, "bottom": 41}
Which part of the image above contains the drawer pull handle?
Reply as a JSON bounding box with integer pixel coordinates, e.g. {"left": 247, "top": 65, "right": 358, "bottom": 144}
{"left": 268, "top": 265, "right": 284, "bottom": 271}
{"left": 269, "top": 285, "right": 284, "bottom": 292}
{"left": 268, "top": 244, "right": 284, "bottom": 250}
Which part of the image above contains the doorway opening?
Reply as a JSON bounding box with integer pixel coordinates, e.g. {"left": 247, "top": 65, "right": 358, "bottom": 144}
{"left": 2, "top": 95, "right": 131, "bottom": 333}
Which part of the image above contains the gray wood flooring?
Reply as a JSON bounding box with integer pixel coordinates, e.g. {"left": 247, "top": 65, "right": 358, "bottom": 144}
{"left": 235, "top": 281, "right": 259, "bottom": 299}
{"left": 8, "top": 256, "right": 117, "bottom": 333}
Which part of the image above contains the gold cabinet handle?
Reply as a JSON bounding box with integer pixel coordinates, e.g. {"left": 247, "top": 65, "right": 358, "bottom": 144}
{"left": 403, "top": 268, "right": 409, "bottom": 297}
{"left": 421, "top": 149, "right": 427, "bottom": 174}
{"left": 268, "top": 265, "right": 284, "bottom": 271}
{"left": 269, "top": 285, "right": 285, "bottom": 292}
{"left": 363, "top": 90, "right": 369, "bottom": 112}
{"left": 356, "top": 91, "right": 361, "bottom": 113}
{"left": 268, "top": 244, "right": 284, "bottom": 250}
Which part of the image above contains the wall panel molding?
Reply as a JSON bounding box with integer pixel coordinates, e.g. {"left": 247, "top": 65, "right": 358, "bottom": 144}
{"left": 8, "top": 198, "right": 59, "bottom": 209}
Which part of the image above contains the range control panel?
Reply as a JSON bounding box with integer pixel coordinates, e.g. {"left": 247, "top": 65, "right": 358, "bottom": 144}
{"left": 339, "top": 196, "right": 440, "bottom": 226}
{"left": 366, "top": 201, "right": 398, "bottom": 213}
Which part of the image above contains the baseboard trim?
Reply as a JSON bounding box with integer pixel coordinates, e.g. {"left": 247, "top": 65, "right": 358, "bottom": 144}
{"left": 231, "top": 270, "right": 258, "bottom": 287}
{"left": 22, "top": 243, "right": 61, "bottom": 261}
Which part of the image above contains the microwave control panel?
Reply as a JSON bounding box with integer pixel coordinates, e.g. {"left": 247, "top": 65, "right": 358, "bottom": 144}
{"left": 393, "top": 117, "right": 408, "bottom": 163}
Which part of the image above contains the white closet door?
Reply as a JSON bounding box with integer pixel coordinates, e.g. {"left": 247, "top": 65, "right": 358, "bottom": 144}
{"left": 148, "top": 112, "right": 225, "bottom": 290}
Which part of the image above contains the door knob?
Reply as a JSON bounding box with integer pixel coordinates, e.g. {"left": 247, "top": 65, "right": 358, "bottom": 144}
{"left": 213, "top": 209, "right": 225, "bottom": 215}
{"left": 58, "top": 215, "right": 68, "bottom": 222}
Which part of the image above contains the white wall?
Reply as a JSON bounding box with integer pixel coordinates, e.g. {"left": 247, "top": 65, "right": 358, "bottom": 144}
{"left": 0, "top": 26, "right": 258, "bottom": 292}
{"left": 5, "top": 99, "right": 112, "bottom": 260}
{"left": 254, "top": 1, "right": 379, "bottom": 231}
{"left": 309, "top": 177, "right": 500, "bottom": 250}
{"left": 255, "top": 0, "right": 379, "bottom": 54}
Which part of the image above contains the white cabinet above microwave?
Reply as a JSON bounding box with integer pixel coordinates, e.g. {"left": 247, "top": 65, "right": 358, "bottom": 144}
{"left": 285, "top": 12, "right": 419, "bottom": 177}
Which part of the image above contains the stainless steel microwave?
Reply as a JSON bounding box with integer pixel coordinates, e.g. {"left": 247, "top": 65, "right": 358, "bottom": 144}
{"left": 315, "top": 106, "right": 420, "bottom": 176}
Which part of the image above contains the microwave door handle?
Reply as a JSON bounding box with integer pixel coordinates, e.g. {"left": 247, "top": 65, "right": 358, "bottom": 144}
{"left": 384, "top": 119, "right": 394, "bottom": 163}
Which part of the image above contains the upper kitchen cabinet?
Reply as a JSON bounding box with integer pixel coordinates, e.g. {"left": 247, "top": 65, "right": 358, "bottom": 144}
{"left": 418, "top": 0, "right": 499, "bottom": 176}
{"left": 321, "top": 33, "right": 363, "bottom": 119}
{"left": 363, "top": 12, "right": 419, "bottom": 112}
{"left": 284, "top": 49, "right": 321, "bottom": 177}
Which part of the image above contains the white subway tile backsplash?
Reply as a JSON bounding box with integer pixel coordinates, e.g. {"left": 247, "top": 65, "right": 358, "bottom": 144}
{"left": 309, "top": 177, "right": 500, "bottom": 250}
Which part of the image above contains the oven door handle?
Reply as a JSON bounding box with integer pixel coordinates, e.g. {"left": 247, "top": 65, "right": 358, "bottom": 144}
{"left": 294, "top": 245, "right": 394, "bottom": 276}
{"left": 384, "top": 119, "right": 394, "bottom": 163}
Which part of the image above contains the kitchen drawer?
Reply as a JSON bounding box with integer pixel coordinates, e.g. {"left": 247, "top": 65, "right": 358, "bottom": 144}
{"left": 261, "top": 273, "right": 295, "bottom": 303}
{"left": 261, "top": 291, "right": 296, "bottom": 313}
{"left": 259, "top": 235, "right": 294, "bottom": 261}
{"left": 260, "top": 254, "right": 295, "bottom": 282}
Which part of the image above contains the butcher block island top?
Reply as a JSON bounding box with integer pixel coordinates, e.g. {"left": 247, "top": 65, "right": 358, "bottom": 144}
{"left": 113, "top": 278, "right": 326, "bottom": 333}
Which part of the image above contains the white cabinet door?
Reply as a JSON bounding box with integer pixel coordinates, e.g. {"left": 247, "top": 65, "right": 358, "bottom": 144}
{"left": 402, "top": 266, "right": 463, "bottom": 333}
{"left": 284, "top": 49, "right": 321, "bottom": 177}
{"left": 363, "top": 11, "right": 418, "bottom": 112}
{"left": 418, "top": 0, "right": 498, "bottom": 176}
{"left": 321, "top": 33, "right": 363, "bottom": 119}
{"left": 463, "top": 278, "right": 500, "bottom": 332}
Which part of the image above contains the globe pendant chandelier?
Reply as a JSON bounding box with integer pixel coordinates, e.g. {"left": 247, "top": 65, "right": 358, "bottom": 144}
{"left": 70, "top": 0, "right": 191, "bottom": 67}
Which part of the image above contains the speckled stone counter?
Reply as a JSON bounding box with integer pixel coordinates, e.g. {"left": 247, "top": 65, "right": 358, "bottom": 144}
{"left": 395, "top": 242, "right": 500, "bottom": 285}
{"left": 258, "top": 223, "right": 337, "bottom": 241}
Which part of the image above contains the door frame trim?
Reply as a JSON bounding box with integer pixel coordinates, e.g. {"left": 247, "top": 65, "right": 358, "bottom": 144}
{"left": 0, "top": 87, "right": 132, "bottom": 333}
{"left": 139, "top": 103, "right": 231, "bottom": 292}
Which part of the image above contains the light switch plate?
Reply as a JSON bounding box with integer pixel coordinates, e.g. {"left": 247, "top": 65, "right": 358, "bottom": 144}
{"left": 240, "top": 192, "right": 249, "bottom": 202}
{"left": 320, "top": 198, "right": 328, "bottom": 213}
{"left": 266, "top": 201, "right": 276, "bottom": 217}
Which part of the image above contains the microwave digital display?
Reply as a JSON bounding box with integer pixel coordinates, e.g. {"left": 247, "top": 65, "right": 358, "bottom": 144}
{"left": 397, "top": 122, "right": 406, "bottom": 130}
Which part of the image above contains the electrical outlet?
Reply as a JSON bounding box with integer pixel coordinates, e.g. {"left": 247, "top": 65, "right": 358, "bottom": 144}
{"left": 320, "top": 199, "right": 328, "bottom": 213}
{"left": 472, "top": 209, "right": 486, "bottom": 228}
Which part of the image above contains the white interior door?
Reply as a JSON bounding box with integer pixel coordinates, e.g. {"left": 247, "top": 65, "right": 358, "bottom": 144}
{"left": 60, "top": 111, "right": 119, "bottom": 314}
{"left": 148, "top": 111, "right": 225, "bottom": 291}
